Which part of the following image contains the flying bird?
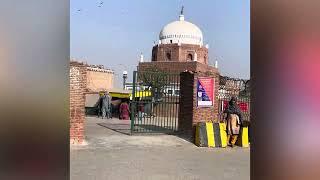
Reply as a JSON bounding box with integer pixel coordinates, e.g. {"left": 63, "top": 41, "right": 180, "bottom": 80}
{"left": 98, "top": 1, "right": 104, "bottom": 7}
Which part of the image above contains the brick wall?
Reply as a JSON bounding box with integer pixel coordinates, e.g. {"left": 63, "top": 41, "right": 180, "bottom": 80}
{"left": 178, "top": 72, "right": 195, "bottom": 136}
{"left": 192, "top": 72, "right": 220, "bottom": 124}
{"left": 138, "top": 61, "right": 216, "bottom": 74}
{"left": 151, "top": 44, "right": 208, "bottom": 64}
{"left": 179, "top": 71, "right": 220, "bottom": 139}
{"left": 86, "top": 68, "right": 114, "bottom": 93}
{"left": 70, "top": 61, "right": 87, "bottom": 145}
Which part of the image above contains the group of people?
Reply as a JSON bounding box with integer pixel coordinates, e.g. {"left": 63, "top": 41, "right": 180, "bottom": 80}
{"left": 97, "top": 91, "right": 131, "bottom": 120}
{"left": 223, "top": 96, "right": 247, "bottom": 147}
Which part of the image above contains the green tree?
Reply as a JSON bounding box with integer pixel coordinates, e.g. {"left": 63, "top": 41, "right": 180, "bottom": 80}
{"left": 138, "top": 67, "right": 168, "bottom": 101}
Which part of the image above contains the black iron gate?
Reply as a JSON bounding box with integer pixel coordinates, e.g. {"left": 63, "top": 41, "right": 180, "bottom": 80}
{"left": 130, "top": 71, "right": 180, "bottom": 134}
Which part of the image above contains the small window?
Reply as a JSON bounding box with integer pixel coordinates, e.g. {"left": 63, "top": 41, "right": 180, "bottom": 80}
{"left": 166, "top": 52, "right": 171, "bottom": 61}
{"left": 167, "top": 90, "right": 173, "bottom": 94}
{"left": 170, "top": 40, "right": 173, "bottom": 43}
{"left": 187, "top": 53, "right": 193, "bottom": 61}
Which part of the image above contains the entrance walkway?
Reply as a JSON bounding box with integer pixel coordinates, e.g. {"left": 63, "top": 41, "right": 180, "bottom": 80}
{"left": 70, "top": 117, "right": 250, "bottom": 180}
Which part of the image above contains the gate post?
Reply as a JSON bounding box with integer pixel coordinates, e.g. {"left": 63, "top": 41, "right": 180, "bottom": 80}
{"left": 70, "top": 61, "right": 87, "bottom": 145}
{"left": 179, "top": 71, "right": 220, "bottom": 140}
{"left": 130, "top": 71, "right": 137, "bottom": 134}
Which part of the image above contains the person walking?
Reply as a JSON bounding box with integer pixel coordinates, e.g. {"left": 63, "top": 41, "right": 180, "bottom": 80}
{"left": 223, "top": 97, "right": 243, "bottom": 147}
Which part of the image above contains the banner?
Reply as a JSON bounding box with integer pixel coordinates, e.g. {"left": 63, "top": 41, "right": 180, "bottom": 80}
{"left": 197, "top": 77, "right": 215, "bottom": 107}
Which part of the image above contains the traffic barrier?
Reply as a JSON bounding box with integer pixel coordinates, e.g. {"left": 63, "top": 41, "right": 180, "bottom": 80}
{"left": 236, "top": 126, "right": 249, "bottom": 147}
{"left": 195, "top": 122, "right": 227, "bottom": 148}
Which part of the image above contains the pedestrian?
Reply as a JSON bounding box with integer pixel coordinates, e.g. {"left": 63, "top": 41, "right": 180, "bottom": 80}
{"left": 105, "top": 92, "right": 112, "bottom": 119}
{"left": 101, "top": 92, "right": 111, "bottom": 119}
{"left": 223, "top": 97, "right": 243, "bottom": 147}
{"left": 119, "top": 99, "right": 130, "bottom": 120}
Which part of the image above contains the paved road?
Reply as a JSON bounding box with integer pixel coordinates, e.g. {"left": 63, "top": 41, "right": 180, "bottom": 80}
{"left": 71, "top": 117, "right": 250, "bottom": 180}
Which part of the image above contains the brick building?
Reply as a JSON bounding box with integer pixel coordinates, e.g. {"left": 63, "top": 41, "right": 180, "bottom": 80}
{"left": 135, "top": 9, "right": 221, "bottom": 137}
{"left": 70, "top": 60, "right": 114, "bottom": 144}
{"left": 86, "top": 65, "right": 114, "bottom": 93}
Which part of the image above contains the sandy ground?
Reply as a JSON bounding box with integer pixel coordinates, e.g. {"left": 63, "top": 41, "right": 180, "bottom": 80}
{"left": 70, "top": 117, "right": 250, "bottom": 180}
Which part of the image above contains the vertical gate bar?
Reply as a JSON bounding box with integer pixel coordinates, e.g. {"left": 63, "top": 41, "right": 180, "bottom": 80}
{"left": 172, "top": 74, "right": 176, "bottom": 131}
{"left": 137, "top": 73, "right": 139, "bottom": 133}
{"left": 162, "top": 74, "right": 167, "bottom": 131}
{"left": 158, "top": 74, "right": 162, "bottom": 132}
{"left": 139, "top": 72, "right": 142, "bottom": 133}
{"left": 167, "top": 74, "right": 170, "bottom": 131}
{"left": 149, "top": 73, "right": 155, "bottom": 132}
{"left": 151, "top": 72, "right": 155, "bottom": 132}
{"left": 166, "top": 74, "right": 174, "bottom": 131}
{"left": 149, "top": 72, "right": 152, "bottom": 132}
{"left": 176, "top": 74, "right": 179, "bottom": 130}
{"left": 170, "top": 75, "right": 176, "bottom": 131}
{"left": 171, "top": 74, "right": 174, "bottom": 131}
{"left": 145, "top": 73, "right": 148, "bottom": 132}
{"left": 157, "top": 73, "right": 160, "bottom": 132}
{"left": 173, "top": 74, "right": 176, "bottom": 131}
{"left": 131, "top": 71, "right": 137, "bottom": 134}
{"left": 157, "top": 86, "right": 160, "bottom": 132}
{"left": 163, "top": 74, "right": 167, "bottom": 131}
{"left": 169, "top": 74, "right": 177, "bottom": 131}
{"left": 162, "top": 81, "right": 165, "bottom": 131}
{"left": 160, "top": 75, "right": 163, "bottom": 132}
{"left": 168, "top": 74, "right": 172, "bottom": 131}
{"left": 141, "top": 78, "right": 144, "bottom": 133}
{"left": 138, "top": 72, "right": 141, "bottom": 132}
{"left": 175, "top": 74, "right": 178, "bottom": 131}
{"left": 142, "top": 74, "right": 145, "bottom": 133}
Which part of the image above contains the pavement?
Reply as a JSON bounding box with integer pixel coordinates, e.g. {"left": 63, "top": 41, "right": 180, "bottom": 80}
{"left": 70, "top": 117, "right": 250, "bottom": 180}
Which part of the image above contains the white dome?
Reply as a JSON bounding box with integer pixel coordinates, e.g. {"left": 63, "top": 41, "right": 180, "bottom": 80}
{"left": 159, "top": 15, "right": 203, "bottom": 46}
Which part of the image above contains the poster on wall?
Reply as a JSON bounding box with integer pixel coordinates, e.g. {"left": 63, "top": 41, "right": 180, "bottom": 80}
{"left": 197, "top": 77, "right": 215, "bottom": 107}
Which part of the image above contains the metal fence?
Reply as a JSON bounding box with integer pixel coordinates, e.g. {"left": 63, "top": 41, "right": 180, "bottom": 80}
{"left": 217, "top": 75, "right": 251, "bottom": 123}
{"left": 130, "top": 71, "right": 180, "bottom": 134}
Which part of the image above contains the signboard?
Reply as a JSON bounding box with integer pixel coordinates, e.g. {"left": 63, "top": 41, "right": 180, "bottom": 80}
{"left": 197, "top": 77, "right": 215, "bottom": 107}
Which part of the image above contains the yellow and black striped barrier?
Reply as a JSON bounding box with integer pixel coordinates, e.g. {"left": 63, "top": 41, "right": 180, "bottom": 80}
{"left": 195, "top": 122, "right": 249, "bottom": 148}
{"left": 195, "top": 122, "right": 228, "bottom": 148}
{"left": 236, "top": 126, "right": 249, "bottom": 147}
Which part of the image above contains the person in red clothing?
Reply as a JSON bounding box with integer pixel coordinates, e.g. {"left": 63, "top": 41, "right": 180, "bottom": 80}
{"left": 119, "top": 99, "right": 130, "bottom": 120}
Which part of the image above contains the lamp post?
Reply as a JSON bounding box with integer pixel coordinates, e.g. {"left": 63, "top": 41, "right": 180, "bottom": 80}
{"left": 123, "top": 70, "right": 128, "bottom": 90}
